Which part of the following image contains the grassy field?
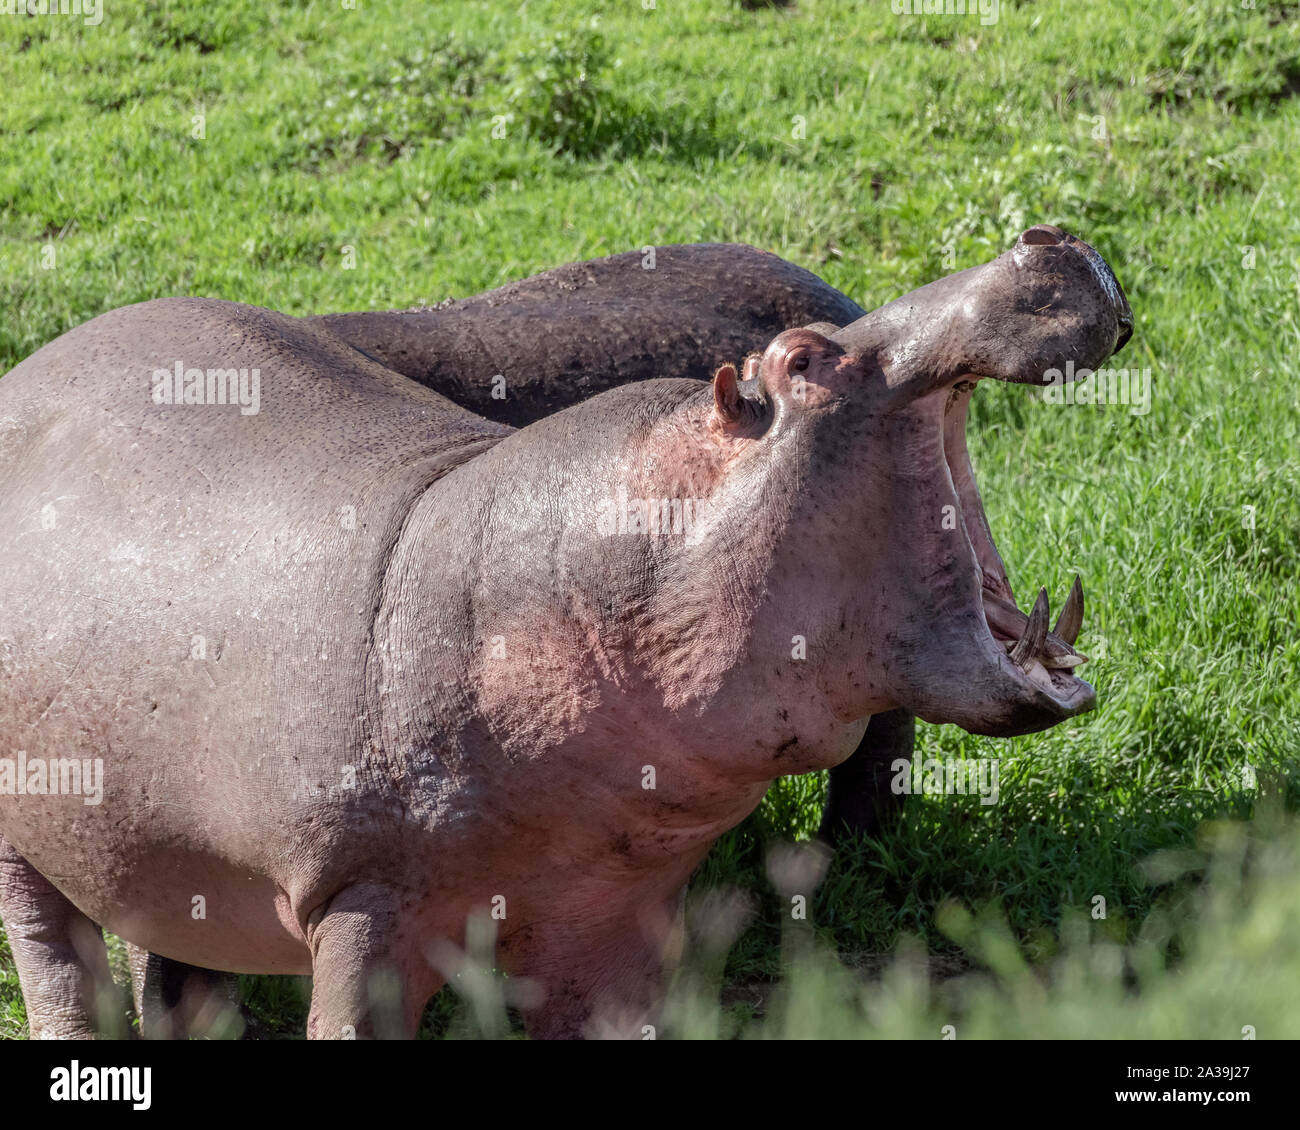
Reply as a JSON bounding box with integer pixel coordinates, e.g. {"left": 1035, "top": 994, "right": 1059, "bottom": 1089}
{"left": 1, "top": 0, "right": 1298, "bottom": 1038}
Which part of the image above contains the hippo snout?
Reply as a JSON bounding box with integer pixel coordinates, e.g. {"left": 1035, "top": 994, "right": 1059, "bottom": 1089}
{"left": 1016, "top": 224, "right": 1133, "bottom": 354}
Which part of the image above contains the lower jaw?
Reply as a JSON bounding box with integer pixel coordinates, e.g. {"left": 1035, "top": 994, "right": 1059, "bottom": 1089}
{"left": 887, "top": 618, "right": 1096, "bottom": 737}
{"left": 912, "top": 686, "right": 1095, "bottom": 737}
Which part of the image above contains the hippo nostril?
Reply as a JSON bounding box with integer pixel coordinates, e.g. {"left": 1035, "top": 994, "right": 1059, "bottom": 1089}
{"left": 1020, "top": 225, "right": 1064, "bottom": 247}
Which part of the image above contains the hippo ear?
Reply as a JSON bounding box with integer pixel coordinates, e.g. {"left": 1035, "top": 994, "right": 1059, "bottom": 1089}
{"left": 712, "top": 362, "right": 743, "bottom": 424}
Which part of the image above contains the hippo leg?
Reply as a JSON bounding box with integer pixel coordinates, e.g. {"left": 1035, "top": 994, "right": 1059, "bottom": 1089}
{"left": 0, "top": 835, "right": 119, "bottom": 1038}
{"left": 304, "top": 884, "right": 436, "bottom": 1040}
{"left": 127, "top": 943, "right": 243, "bottom": 1039}
{"left": 819, "top": 709, "right": 915, "bottom": 843}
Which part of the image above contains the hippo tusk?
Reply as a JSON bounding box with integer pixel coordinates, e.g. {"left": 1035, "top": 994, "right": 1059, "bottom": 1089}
{"left": 1040, "top": 652, "right": 1087, "bottom": 669}
{"left": 984, "top": 589, "right": 1082, "bottom": 662}
{"left": 1008, "top": 588, "right": 1050, "bottom": 669}
{"left": 1052, "top": 574, "right": 1084, "bottom": 647}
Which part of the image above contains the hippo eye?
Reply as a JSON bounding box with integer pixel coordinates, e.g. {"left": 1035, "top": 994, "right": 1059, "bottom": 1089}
{"left": 791, "top": 353, "right": 810, "bottom": 372}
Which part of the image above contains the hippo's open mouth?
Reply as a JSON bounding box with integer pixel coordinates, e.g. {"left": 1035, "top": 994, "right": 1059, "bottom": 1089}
{"left": 935, "top": 378, "right": 1096, "bottom": 733}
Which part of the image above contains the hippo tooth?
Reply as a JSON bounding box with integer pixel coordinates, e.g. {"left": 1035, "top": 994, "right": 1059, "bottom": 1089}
{"left": 1022, "top": 655, "right": 1058, "bottom": 693}
{"left": 1008, "top": 587, "right": 1049, "bottom": 669}
{"left": 1052, "top": 574, "right": 1084, "bottom": 647}
{"left": 1040, "top": 652, "right": 1088, "bottom": 669}
{"left": 984, "top": 589, "right": 1080, "bottom": 660}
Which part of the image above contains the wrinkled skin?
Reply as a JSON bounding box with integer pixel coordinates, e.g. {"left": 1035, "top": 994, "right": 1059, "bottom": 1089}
{"left": 0, "top": 226, "right": 1130, "bottom": 1038}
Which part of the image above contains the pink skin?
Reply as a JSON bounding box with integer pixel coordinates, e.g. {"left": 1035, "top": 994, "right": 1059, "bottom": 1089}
{"left": 0, "top": 226, "right": 1129, "bottom": 1037}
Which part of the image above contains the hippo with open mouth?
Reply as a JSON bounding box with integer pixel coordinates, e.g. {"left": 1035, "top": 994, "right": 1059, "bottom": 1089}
{"left": 0, "top": 225, "right": 1130, "bottom": 1038}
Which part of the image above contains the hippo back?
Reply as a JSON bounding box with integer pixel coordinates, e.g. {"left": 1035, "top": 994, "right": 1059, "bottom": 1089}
{"left": 308, "top": 243, "right": 866, "bottom": 426}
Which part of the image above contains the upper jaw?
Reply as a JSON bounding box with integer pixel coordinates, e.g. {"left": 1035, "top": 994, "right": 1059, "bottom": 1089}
{"left": 831, "top": 225, "right": 1133, "bottom": 398}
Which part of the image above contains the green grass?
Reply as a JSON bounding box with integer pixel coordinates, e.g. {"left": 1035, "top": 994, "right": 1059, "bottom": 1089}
{"left": 2, "top": 0, "right": 1298, "bottom": 1037}
{"left": 667, "top": 805, "right": 1300, "bottom": 1039}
